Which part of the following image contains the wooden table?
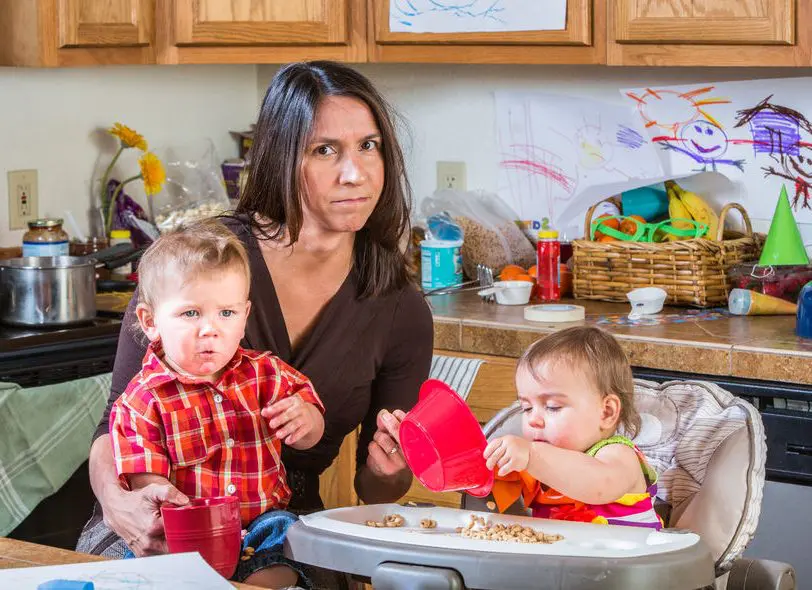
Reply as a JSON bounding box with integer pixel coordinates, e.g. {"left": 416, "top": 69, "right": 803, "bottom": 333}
{"left": 0, "top": 538, "right": 264, "bottom": 589}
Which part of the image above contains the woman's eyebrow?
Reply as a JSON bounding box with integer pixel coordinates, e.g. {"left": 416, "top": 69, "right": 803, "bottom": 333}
{"left": 309, "top": 133, "right": 381, "bottom": 144}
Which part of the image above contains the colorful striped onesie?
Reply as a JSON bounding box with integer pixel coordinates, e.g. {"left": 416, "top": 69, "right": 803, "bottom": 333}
{"left": 492, "top": 435, "right": 662, "bottom": 530}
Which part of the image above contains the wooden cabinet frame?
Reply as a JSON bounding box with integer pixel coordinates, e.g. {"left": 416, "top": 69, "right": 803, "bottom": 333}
{"left": 369, "top": 0, "right": 605, "bottom": 65}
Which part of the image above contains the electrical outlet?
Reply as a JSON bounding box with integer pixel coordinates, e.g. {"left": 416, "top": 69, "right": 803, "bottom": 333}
{"left": 8, "top": 169, "right": 38, "bottom": 230}
{"left": 437, "top": 161, "right": 467, "bottom": 191}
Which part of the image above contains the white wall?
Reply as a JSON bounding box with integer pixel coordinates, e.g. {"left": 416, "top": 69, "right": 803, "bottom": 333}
{"left": 259, "top": 64, "right": 812, "bottom": 244}
{"left": 0, "top": 65, "right": 259, "bottom": 247}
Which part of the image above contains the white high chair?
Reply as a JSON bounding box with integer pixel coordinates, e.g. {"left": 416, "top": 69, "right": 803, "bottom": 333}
{"left": 462, "top": 378, "right": 796, "bottom": 590}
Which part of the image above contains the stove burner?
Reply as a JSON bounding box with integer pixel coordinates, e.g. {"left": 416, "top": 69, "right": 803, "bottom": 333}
{"left": 0, "top": 316, "right": 122, "bottom": 352}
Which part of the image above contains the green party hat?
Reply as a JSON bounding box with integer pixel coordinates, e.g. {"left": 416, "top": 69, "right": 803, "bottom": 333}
{"left": 759, "top": 185, "right": 810, "bottom": 266}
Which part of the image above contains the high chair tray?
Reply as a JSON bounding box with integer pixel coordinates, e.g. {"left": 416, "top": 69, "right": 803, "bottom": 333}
{"left": 285, "top": 504, "right": 714, "bottom": 590}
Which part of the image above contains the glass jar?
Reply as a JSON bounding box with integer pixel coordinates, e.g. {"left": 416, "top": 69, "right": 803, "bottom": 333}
{"left": 22, "top": 218, "right": 69, "bottom": 257}
{"left": 109, "top": 229, "right": 133, "bottom": 277}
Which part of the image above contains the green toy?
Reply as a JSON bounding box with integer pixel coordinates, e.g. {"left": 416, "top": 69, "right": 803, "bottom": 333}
{"left": 758, "top": 185, "right": 810, "bottom": 266}
{"left": 591, "top": 215, "right": 708, "bottom": 243}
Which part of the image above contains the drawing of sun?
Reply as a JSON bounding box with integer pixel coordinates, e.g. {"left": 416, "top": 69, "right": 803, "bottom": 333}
{"left": 626, "top": 87, "right": 730, "bottom": 138}
{"left": 575, "top": 123, "right": 614, "bottom": 169}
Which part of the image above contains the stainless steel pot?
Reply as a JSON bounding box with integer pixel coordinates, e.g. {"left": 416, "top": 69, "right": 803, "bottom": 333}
{"left": 0, "top": 244, "right": 142, "bottom": 327}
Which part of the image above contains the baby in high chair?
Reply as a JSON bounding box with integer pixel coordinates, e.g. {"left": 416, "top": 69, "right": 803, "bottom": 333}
{"left": 484, "top": 326, "right": 661, "bottom": 529}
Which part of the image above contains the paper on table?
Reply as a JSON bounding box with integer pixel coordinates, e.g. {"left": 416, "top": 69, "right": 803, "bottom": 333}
{"left": 496, "top": 92, "right": 666, "bottom": 239}
{"left": 390, "top": 0, "right": 566, "bottom": 34}
{"left": 0, "top": 552, "right": 233, "bottom": 590}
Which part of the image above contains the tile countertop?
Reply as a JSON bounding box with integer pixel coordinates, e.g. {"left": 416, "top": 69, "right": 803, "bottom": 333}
{"left": 430, "top": 293, "right": 812, "bottom": 386}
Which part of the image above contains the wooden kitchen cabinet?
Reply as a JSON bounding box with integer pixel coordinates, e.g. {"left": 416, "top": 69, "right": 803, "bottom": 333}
{"left": 166, "top": 0, "right": 367, "bottom": 64}
{"left": 0, "top": 0, "right": 366, "bottom": 66}
{"left": 0, "top": 0, "right": 156, "bottom": 66}
{"left": 318, "top": 352, "right": 519, "bottom": 511}
{"left": 369, "top": 0, "right": 604, "bottom": 64}
{"left": 609, "top": 0, "right": 811, "bottom": 66}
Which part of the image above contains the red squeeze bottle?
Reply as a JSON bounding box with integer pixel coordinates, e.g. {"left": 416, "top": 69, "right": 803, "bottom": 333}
{"left": 536, "top": 229, "right": 561, "bottom": 302}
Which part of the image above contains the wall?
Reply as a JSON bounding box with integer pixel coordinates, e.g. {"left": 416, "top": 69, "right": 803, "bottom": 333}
{"left": 258, "top": 64, "right": 812, "bottom": 245}
{"left": 0, "top": 65, "right": 259, "bottom": 248}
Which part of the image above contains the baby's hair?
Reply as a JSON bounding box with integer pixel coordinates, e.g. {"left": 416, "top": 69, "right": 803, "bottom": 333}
{"left": 518, "top": 326, "right": 640, "bottom": 437}
{"left": 137, "top": 218, "right": 251, "bottom": 309}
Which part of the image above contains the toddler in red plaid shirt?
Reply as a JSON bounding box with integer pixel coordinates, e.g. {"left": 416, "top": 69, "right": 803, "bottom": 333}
{"left": 110, "top": 219, "right": 323, "bottom": 588}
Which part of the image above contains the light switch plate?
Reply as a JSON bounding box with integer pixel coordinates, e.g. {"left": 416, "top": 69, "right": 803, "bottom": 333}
{"left": 8, "top": 169, "right": 38, "bottom": 230}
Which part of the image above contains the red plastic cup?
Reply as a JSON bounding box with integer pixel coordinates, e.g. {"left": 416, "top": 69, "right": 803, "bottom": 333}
{"left": 161, "top": 496, "right": 241, "bottom": 579}
{"left": 399, "top": 379, "right": 494, "bottom": 497}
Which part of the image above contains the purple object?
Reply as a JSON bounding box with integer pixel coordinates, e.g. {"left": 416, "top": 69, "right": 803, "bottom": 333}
{"left": 105, "top": 179, "right": 154, "bottom": 248}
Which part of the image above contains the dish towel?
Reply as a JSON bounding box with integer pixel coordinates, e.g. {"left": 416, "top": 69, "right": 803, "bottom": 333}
{"left": 0, "top": 373, "right": 111, "bottom": 536}
{"left": 429, "top": 355, "right": 486, "bottom": 401}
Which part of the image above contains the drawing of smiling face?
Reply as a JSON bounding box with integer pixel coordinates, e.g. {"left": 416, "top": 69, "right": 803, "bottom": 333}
{"left": 680, "top": 121, "right": 729, "bottom": 158}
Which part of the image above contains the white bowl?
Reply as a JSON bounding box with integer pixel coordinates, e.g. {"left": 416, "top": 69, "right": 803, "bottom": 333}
{"left": 626, "top": 287, "right": 667, "bottom": 316}
{"left": 480, "top": 280, "right": 533, "bottom": 305}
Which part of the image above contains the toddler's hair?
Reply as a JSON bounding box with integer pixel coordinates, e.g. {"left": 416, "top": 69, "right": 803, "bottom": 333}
{"left": 137, "top": 218, "right": 251, "bottom": 309}
{"left": 518, "top": 326, "right": 640, "bottom": 437}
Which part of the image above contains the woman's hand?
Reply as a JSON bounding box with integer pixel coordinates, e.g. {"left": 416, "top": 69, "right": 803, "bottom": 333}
{"left": 261, "top": 395, "right": 324, "bottom": 449}
{"left": 102, "top": 482, "right": 189, "bottom": 556}
{"left": 484, "top": 435, "right": 532, "bottom": 477}
{"left": 366, "top": 409, "right": 409, "bottom": 478}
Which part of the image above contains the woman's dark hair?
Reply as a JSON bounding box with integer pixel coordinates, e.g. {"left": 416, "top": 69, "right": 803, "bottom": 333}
{"left": 236, "top": 60, "right": 413, "bottom": 298}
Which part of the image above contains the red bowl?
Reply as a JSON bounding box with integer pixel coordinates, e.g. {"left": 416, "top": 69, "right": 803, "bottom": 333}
{"left": 399, "top": 379, "right": 494, "bottom": 497}
{"left": 161, "top": 496, "right": 241, "bottom": 579}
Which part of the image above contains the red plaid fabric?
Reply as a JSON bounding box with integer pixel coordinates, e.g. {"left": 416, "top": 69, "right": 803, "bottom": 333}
{"left": 110, "top": 341, "right": 324, "bottom": 525}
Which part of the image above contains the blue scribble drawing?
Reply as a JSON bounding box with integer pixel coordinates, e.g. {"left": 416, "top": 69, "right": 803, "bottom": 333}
{"left": 392, "top": 0, "right": 506, "bottom": 27}
{"left": 734, "top": 95, "right": 812, "bottom": 159}
{"left": 616, "top": 125, "right": 645, "bottom": 149}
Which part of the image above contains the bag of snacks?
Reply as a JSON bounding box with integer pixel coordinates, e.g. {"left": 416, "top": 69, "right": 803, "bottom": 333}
{"left": 150, "top": 139, "right": 231, "bottom": 233}
{"left": 420, "top": 189, "right": 535, "bottom": 279}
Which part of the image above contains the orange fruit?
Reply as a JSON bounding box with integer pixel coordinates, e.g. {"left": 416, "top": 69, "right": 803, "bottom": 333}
{"left": 527, "top": 265, "right": 537, "bottom": 278}
{"left": 500, "top": 264, "right": 526, "bottom": 275}
{"left": 597, "top": 235, "right": 618, "bottom": 242}
{"left": 594, "top": 214, "right": 620, "bottom": 239}
{"left": 498, "top": 269, "right": 522, "bottom": 281}
{"left": 619, "top": 215, "right": 646, "bottom": 236}
{"left": 510, "top": 274, "right": 535, "bottom": 283}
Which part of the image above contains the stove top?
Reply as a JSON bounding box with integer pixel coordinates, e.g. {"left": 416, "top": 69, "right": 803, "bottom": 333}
{"left": 0, "top": 316, "right": 122, "bottom": 353}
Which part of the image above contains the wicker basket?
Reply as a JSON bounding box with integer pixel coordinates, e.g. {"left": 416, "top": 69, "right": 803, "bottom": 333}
{"left": 572, "top": 197, "right": 765, "bottom": 307}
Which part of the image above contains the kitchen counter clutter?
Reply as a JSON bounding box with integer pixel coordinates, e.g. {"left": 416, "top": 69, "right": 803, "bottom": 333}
{"left": 430, "top": 292, "right": 812, "bottom": 386}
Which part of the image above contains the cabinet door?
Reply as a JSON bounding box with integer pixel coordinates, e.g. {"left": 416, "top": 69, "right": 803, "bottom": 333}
{"left": 371, "top": 0, "right": 604, "bottom": 65}
{"left": 174, "top": 0, "right": 347, "bottom": 46}
{"left": 59, "top": 0, "right": 152, "bottom": 48}
{"left": 610, "top": 0, "right": 809, "bottom": 66}
{"left": 169, "top": 0, "right": 366, "bottom": 63}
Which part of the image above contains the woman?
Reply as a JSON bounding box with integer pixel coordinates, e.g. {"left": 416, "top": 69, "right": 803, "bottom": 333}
{"left": 77, "top": 61, "right": 433, "bottom": 587}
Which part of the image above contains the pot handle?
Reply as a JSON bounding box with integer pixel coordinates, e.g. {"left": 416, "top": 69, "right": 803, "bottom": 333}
{"left": 83, "top": 243, "right": 145, "bottom": 270}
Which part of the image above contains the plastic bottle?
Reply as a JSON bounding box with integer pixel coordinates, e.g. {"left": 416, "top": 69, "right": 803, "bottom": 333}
{"left": 109, "top": 229, "right": 133, "bottom": 277}
{"left": 536, "top": 229, "right": 561, "bottom": 302}
{"left": 796, "top": 281, "right": 812, "bottom": 339}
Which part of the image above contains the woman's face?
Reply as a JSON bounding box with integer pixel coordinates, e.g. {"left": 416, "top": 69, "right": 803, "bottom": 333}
{"left": 301, "top": 95, "right": 385, "bottom": 235}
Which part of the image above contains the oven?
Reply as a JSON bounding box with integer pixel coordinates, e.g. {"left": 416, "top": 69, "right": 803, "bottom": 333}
{"left": 632, "top": 367, "right": 812, "bottom": 586}
{"left": 1, "top": 316, "right": 122, "bottom": 549}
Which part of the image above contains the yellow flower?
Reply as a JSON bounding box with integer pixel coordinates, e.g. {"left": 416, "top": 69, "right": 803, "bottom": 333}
{"left": 139, "top": 152, "right": 165, "bottom": 196}
{"left": 109, "top": 122, "right": 147, "bottom": 151}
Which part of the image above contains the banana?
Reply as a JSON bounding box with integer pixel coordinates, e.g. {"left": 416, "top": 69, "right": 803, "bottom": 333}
{"left": 665, "top": 181, "right": 693, "bottom": 241}
{"left": 666, "top": 180, "right": 719, "bottom": 240}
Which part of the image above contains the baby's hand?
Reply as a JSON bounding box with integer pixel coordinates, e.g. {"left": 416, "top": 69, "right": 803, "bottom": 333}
{"left": 261, "top": 395, "right": 322, "bottom": 446}
{"left": 484, "top": 435, "right": 532, "bottom": 477}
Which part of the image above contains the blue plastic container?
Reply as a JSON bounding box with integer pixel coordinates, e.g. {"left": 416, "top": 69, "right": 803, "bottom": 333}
{"left": 420, "top": 239, "right": 463, "bottom": 291}
{"left": 796, "top": 281, "right": 812, "bottom": 339}
{"left": 621, "top": 184, "right": 669, "bottom": 221}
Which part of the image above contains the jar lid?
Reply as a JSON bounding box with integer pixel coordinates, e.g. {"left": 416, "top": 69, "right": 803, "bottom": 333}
{"left": 28, "top": 218, "right": 63, "bottom": 228}
{"left": 538, "top": 229, "right": 559, "bottom": 239}
{"left": 110, "top": 229, "right": 132, "bottom": 239}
